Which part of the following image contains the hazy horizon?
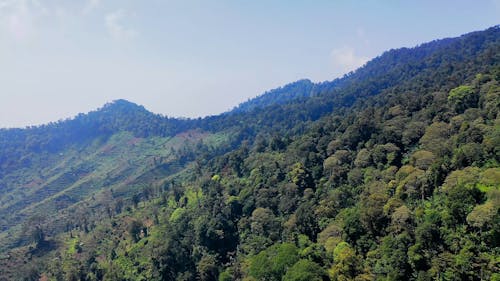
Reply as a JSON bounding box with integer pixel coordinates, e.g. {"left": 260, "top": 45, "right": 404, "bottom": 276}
{"left": 1, "top": 0, "right": 499, "bottom": 128}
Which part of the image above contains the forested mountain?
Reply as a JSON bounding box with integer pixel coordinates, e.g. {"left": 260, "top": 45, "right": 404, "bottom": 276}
{"left": 230, "top": 79, "right": 316, "bottom": 113}
{"left": 0, "top": 26, "right": 499, "bottom": 281}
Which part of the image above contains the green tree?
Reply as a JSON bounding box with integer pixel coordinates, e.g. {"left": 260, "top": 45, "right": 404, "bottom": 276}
{"left": 30, "top": 226, "right": 45, "bottom": 247}
{"left": 359, "top": 192, "right": 389, "bottom": 236}
{"left": 323, "top": 150, "right": 351, "bottom": 183}
{"left": 448, "top": 85, "right": 478, "bottom": 113}
{"left": 250, "top": 207, "right": 280, "bottom": 240}
{"left": 282, "top": 259, "right": 327, "bottom": 281}
{"left": 289, "top": 162, "right": 314, "bottom": 189}
{"left": 420, "top": 122, "right": 450, "bottom": 157}
{"left": 466, "top": 198, "right": 498, "bottom": 230}
{"left": 373, "top": 232, "right": 412, "bottom": 280}
{"left": 329, "top": 242, "right": 362, "bottom": 281}
{"left": 410, "top": 150, "right": 436, "bottom": 170}
{"left": 295, "top": 202, "right": 320, "bottom": 241}
{"left": 128, "top": 219, "right": 144, "bottom": 242}
{"left": 248, "top": 243, "right": 299, "bottom": 281}
{"left": 197, "top": 254, "right": 219, "bottom": 281}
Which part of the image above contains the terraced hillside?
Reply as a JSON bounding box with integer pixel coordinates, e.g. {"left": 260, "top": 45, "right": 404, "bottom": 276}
{"left": 0, "top": 124, "right": 232, "bottom": 250}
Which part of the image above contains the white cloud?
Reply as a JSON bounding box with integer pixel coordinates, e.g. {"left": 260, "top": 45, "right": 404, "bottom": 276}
{"left": 0, "top": 0, "right": 17, "bottom": 10}
{"left": 83, "top": 0, "right": 101, "bottom": 14}
{"left": 105, "top": 9, "right": 137, "bottom": 40}
{"left": 0, "top": 0, "right": 34, "bottom": 41}
{"left": 330, "top": 46, "right": 368, "bottom": 75}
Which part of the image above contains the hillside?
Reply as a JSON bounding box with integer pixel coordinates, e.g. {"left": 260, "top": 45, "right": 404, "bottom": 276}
{"left": 230, "top": 79, "right": 316, "bottom": 113}
{"left": 0, "top": 26, "right": 499, "bottom": 281}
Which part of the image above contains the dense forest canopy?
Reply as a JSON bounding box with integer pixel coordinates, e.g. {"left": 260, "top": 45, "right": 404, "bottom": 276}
{"left": 0, "top": 26, "right": 499, "bottom": 281}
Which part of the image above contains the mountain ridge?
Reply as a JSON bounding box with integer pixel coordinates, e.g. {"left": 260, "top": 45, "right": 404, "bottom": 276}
{"left": 2, "top": 26, "right": 498, "bottom": 133}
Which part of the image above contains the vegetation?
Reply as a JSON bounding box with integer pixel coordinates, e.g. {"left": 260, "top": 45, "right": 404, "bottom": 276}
{"left": 0, "top": 26, "right": 499, "bottom": 280}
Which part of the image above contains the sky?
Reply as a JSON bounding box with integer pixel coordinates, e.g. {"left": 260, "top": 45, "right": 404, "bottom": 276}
{"left": 0, "top": 1, "right": 498, "bottom": 128}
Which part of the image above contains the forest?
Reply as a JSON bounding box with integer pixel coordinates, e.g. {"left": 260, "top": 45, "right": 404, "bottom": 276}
{"left": 0, "top": 26, "right": 498, "bottom": 281}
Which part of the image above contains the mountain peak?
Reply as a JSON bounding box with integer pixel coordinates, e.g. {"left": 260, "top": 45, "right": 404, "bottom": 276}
{"left": 93, "top": 99, "right": 157, "bottom": 122}
{"left": 100, "top": 99, "right": 147, "bottom": 112}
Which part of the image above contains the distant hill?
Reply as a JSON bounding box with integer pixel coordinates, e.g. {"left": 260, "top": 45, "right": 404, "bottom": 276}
{"left": 0, "top": 26, "right": 498, "bottom": 281}
{"left": 231, "top": 79, "right": 316, "bottom": 113}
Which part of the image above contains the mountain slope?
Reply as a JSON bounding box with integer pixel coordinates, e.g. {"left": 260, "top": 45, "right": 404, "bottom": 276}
{"left": 0, "top": 101, "right": 233, "bottom": 251}
{"left": 231, "top": 79, "right": 316, "bottom": 113}
{"left": 0, "top": 26, "right": 499, "bottom": 281}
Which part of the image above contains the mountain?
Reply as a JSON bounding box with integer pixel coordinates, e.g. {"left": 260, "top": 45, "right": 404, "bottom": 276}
{"left": 0, "top": 26, "right": 499, "bottom": 281}
{"left": 231, "top": 79, "right": 316, "bottom": 113}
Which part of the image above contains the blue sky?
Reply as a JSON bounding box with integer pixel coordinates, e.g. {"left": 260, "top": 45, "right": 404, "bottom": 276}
{"left": 0, "top": 0, "right": 498, "bottom": 128}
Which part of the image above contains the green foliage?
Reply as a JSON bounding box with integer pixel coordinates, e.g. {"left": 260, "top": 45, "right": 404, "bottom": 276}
{"left": 329, "top": 242, "right": 362, "bottom": 280}
{"left": 218, "top": 270, "right": 232, "bottom": 281}
{"left": 282, "top": 259, "right": 327, "bottom": 281}
{"left": 480, "top": 168, "right": 500, "bottom": 187}
{"left": 448, "top": 85, "right": 478, "bottom": 113}
{"left": 372, "top": 232, "right": 412, "bottom": 279}
{"left": 248, "top": 243, "right": 300, "bottom": 281}
{"left": 128, "top": 219, "right": 144, "bottom": 242}
{"left": 466, "top": 200, "right": 497, "bottom": 228}
{"left": 67, "top": 237, "right": 81, "bottom": 255}
{"left": 289, "top": 162, "right": 313, "bottom": 189}
{"left": 359, "top": 192, "right": 389, "bottom": 235}
{"left": 211, "top": 174, "right": 221, "bottom": 182}
{"left": 420, "top": 122, "right": 451, "bottom": 157}
{"left": 197, "top": 254, "right": 219, "bottom": 281}
{"left": 170, "top": 207, "right": 187, "bottom": 222}
{"left": 410, "top": 150, "right": 436, "bottom": 170}
{"left": 30, "top": 226, "right": 45, "bottom": 247}
{"left": 1, "top": 26, "right": 500, "bottom": 281}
